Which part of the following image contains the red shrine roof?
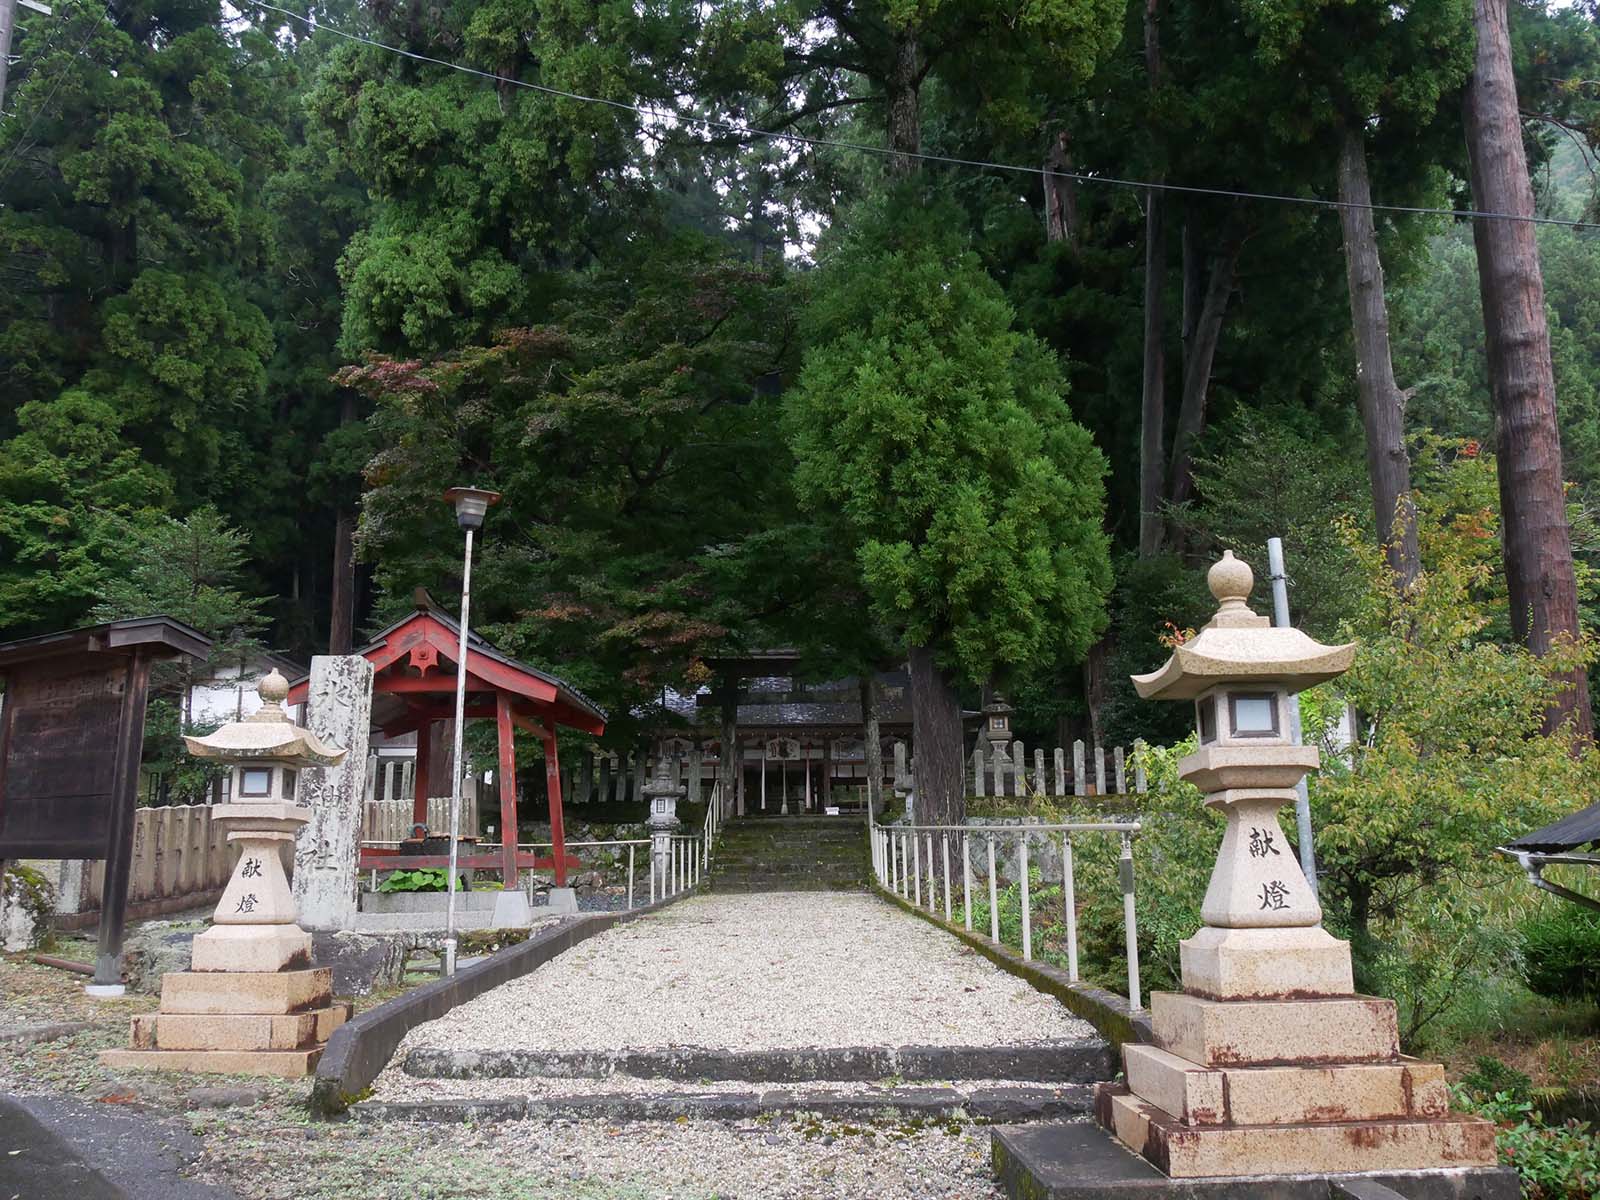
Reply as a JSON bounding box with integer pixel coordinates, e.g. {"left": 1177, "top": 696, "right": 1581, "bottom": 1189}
{"left": 286, "top": 597, "right": 606, "bottom": 737}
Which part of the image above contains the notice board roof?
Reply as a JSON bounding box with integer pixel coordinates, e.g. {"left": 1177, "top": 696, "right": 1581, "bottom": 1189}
{"left": 0, "top": 616, "right": 211, "bottom": 669}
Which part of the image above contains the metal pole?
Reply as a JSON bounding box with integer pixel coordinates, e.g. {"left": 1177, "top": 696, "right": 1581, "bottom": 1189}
{"left": 1020, "top": 835, "right": 1032, "bottom": 961}
{"left": 1267, "top": 536, "right": 1319, "bottom": 898}
{"left": 987, "top": 836, "right": 998, "bottom": 942}
{"left": 1121, "top": 832, "right": 1142, "bottom": 1011}
{"left": 941, "top": 834, "right": 951, "bottom": 921}
{"left": 962, "top": 834, "right": 972, "bottom": 931}
{"left": 627, "top": 843, "right": 635, "bottom": 910}
{"left": 443, "top": 526, "right": 474, "bottom": 977}
{"left": 1063, "top": 833, "right": 1079, "bottom": 982}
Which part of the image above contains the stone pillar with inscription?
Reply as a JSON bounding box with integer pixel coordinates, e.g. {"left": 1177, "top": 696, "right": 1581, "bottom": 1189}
{"left": 1095, "top": 553, "right": 1500, "bottom": 1179}
{"left": 293, "top": 655, "right": 374, "bottom": 931}
{"left": 102, "top": 671, "right": 352, "bottom": 1078}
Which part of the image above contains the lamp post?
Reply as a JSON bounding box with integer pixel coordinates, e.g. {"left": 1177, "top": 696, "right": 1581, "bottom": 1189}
{"left": 441, "top": 485, "right": 500, "bottom": 977}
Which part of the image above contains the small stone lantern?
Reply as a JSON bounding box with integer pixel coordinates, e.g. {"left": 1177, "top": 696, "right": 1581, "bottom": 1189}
{"left": 981, "top": 690, "right": 1013, "bottom": 751}
{"left": 1094, "top": 552, "right": 1502, "bottom": 1180}
{"left": 642, "top": 753, "right": 683, "bottom": 896}
{"left": 102, "top": 670, "right": 353, "bottom": 1077}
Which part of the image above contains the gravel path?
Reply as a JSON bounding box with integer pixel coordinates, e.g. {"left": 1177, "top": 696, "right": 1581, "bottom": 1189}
{"left": 400, "top": 892, "right": 1095, "bottom": 1054}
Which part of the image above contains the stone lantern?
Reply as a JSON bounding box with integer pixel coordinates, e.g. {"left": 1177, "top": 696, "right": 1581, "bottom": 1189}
{"left": 1094, "top": 551, "right": 1502, "bottom": 1182}
{"left": 981, "top": 690, "right": 1013, "bottom": 752}
{"left": 102, "top": 670, "right": 353, "bottom": 1077}
{"left": 642, "top": 753, "right": 683, "bottom": 896}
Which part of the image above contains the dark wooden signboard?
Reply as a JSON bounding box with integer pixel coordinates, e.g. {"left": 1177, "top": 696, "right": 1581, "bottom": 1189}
{"left": 0, "top": 655, "right": 129, "bottom": 857}
{"left": 0, "top": 617, "right": 209, "bottom": 988}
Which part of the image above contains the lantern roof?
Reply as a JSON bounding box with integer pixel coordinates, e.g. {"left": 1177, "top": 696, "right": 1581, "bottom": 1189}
{"left": 184, "top": 669, "right": 347, "bottom": 766}
{"left": 1130, "top": 551, "right": 1355, "bottom": 701}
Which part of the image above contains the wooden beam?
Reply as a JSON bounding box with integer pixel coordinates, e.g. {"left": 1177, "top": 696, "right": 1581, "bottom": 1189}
{"left": 412, "top": 719, "right": 432, "bottom": 829}
{"left": 540, "top": 723, "right": 569, "bottom": 888}
{"left": 496, "top": 693, "right": 519, "bottom": 887}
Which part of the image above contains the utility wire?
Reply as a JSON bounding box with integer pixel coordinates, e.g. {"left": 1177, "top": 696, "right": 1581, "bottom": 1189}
{"left": 252, "top": 0, "right": 1598, "bottom": 232}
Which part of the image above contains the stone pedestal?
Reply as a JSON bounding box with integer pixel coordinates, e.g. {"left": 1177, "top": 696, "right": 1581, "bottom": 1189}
{"left": 293, "top": 655, "right": 374, "bottom": 931}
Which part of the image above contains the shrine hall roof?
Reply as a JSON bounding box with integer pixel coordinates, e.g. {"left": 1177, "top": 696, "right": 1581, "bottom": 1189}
{"left": 292, "top": 595, "right": 606, "bottom": 732}
{"left": 657, "top": 671, "right": 935, "bottom": 732}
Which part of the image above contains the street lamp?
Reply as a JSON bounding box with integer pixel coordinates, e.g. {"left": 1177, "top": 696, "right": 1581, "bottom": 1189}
{"left": 441, "top": 485, "right": 500, "bottom": 977}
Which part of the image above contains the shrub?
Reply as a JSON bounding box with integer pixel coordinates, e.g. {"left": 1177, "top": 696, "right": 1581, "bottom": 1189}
{"left": 376, "top": 868, "right": 468, "bottom": 893}
{"left": 1455, "top": 1088, "right": 1600, "bottom": 1200}
{"left": 1521, "top": 904, "right": 1600, "bottom": 1002}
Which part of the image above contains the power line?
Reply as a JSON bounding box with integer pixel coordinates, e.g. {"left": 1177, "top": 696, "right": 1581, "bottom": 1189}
{"left": 252, "top": 0, "right": 1598, "bottom": 233}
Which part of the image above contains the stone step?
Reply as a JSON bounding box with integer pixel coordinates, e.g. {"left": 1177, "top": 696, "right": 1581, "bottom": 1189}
{"left": 707, "top": 880, "right": 868, "bottom": 893}
{"left": 354, "top": 1082, "right": 1096, "bottom": 1125}
{"left": 710, "top": 857, "right": 865, "bottom": 872}
{"left": 403, "top": 1038, "right": 1112, "bottom": 1084}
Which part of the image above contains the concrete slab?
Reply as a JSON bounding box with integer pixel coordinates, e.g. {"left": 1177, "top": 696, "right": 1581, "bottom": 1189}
{"left": 131, "top": 1004, "right": 350, "bottom": 1051}
{"left": 990, "top": 1122, "right": 1520, "bottom": 1200}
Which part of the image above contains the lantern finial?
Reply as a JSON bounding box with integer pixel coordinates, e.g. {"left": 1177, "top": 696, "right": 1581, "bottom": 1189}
{"left": 1207, "top": 549, "right": 1256, "bottom": 623}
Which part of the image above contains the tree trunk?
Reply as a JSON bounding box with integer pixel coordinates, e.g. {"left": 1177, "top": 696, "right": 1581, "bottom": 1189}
{"left": 886, "top": 28, "right": 921, "bottom": 177}
{"left": 1168, "top": 221, "right": 1245, "bottom": 514}
{"left": 1043, "top": 129, "right": 1079, "bottom": 249}
{"left": 1181, "top": 219, "right": 1202, "bottom": 376}
{"left": 1139, "top": 1, "right": 1166, "bottom": 559}
{"left": 1082, "top": 637, "right": 1109, "bottom": 751}
{"left": 1336, "top": 123, "right": 1420, "bottom": 587}
{"left": 1464, "top": 0, "right": 1594, "bottom": 740}
{"left": 907, "top": 644, "right": 964, "bottom": 828}
{"left": 860, "top": 675, "right": 884, "bottom": 818}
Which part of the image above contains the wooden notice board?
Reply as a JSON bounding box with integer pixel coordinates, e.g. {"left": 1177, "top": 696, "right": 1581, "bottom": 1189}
{"left": 0, "top": 654, "right": 130, "bottom": 858}
{"left": 0, "top": 616, "right": 210, "bottom": 986}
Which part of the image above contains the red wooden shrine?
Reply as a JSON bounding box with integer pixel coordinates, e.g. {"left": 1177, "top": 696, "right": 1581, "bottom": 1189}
{"left": 287, "top": 595, "right": 605, "bottom": 887}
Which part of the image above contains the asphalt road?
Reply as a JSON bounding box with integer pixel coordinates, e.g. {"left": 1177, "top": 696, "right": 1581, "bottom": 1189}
{"left": 0, "top": 1093, "right": 236, "bottom": 1200}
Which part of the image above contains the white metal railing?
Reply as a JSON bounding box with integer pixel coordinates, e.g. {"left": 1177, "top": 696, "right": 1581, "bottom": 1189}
{"left": 702, "top": 781, "right": 724, "bottom": 872}
{"left": 656, "top": 834, "right": 703, "bottom": 902}
{"left": 870, "top": 820, "right": 1144, "bottom": 1012}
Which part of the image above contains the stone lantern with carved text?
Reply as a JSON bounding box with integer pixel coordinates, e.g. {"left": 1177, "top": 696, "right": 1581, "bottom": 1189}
{"left": 102, "top": 670, "right": 353, "bottom": 1077}
{"left": 1093, "top": 551, "right": 1504, "bottom": 1182}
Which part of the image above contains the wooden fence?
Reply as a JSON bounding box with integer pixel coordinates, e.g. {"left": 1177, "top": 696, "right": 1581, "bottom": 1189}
{"left": 362, "top": 796, "right": 481, "bottom": 845}
{"left": 44, "top": 804, "right": 240, "bottom": 925}
{"left": 891, "top": 738, "right": 1149, "bottom": 799}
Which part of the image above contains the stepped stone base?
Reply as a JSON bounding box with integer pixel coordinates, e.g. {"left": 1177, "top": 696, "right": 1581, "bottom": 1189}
{"left": 130, "top": 1004, "right": 350, "bottom": 1051}
{"left": 1179, "top": 925, "right": 1354, "bottom": 1001}
{"left": 1123, "top": 1044, "right": 1448, "bottom": 1127}
{"left": 1096, "top": 1087, "right": 1497, "bottom": 1178}
{"left": 159, "top": 967, "right": 333, "bottom": 1015}
{"left": 1151, "top": 992, "right": 1399, "bottom": 1068}
{"left": 102, "top": 1048, "right": 324, "bottom": 1078}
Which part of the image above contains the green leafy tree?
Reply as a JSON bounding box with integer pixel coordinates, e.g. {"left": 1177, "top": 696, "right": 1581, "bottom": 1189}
{"left": 0, "top": 393, "right": 171, "bottom": 633}
{"left": 1308, "top": 449, "right": 1600, "bottom": 1033}
{"left": 786, "top": 202, "right": 1113, "bottom": 824}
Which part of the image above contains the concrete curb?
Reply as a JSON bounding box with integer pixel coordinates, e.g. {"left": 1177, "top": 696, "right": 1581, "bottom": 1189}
{"left": 403, "top": 1038, "right": 1111, "bottom": 1084}
{"left": 875, "top": 884, "right": 1152, "bottom": 1050}
{"left": 310, "top": 887, "right": 700, "bottom": 1115}
{"left": 352, "top": 1082, "right": 1096, "bottom": 1124}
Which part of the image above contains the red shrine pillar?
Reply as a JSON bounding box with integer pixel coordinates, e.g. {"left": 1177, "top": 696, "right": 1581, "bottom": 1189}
{"left": 412, "top": 720, "right": 432, "bottom": 830}
{"left": 540, "top": 724, "right": 569, "bottom": 888}
{"left": 495, "top": 695, "right": 519, "bottom": 886}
